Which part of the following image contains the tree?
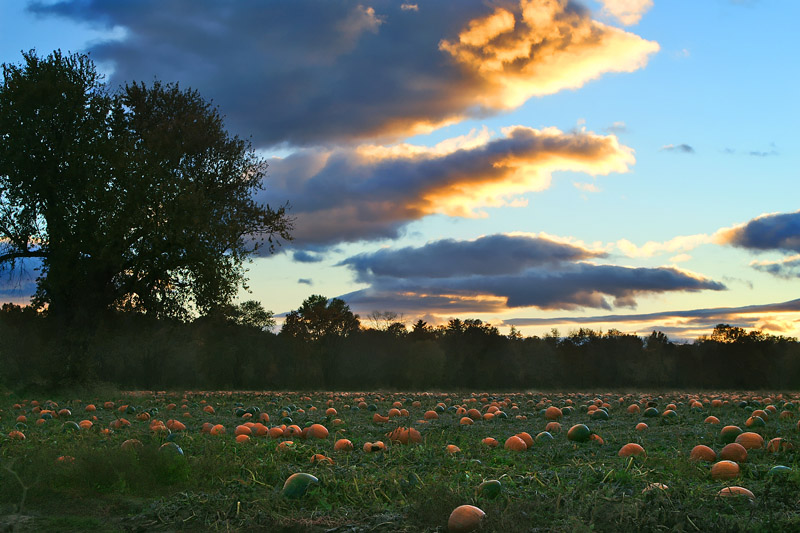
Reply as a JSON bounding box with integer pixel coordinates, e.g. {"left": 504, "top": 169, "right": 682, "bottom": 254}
{"left": 281, "top": 295, "right": 360, "bottom": 341}
{"left": 0, "top": 50, "right": 292, "bottom": 321}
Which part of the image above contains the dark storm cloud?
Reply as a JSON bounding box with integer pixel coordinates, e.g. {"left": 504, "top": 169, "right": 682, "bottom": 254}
{"left": 718, "top": 210, "right": 800, "bottom": 253}
{"left": 260, "top": 126, "right": 633, "bottom": 248}
{"left": 339, "top": 234, "right": 605, "bottom": 280}
{"left": 31, "top": 0, "right": 658, "bottom": 147}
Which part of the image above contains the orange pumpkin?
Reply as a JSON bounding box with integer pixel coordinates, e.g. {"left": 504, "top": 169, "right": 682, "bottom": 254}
{"left": 734, "top": 432, "right": 764, "bottom": 450}
{"left": 516, "top": 432, "right": 534, "bottom": 448}
{"left": 306, "top": 423, "right": 329, "bottom": 439}
{"left": 448, "top": 505, "right": 485, "bottom": 533}
{"left": 504, "top": 435, "right": 527, "bottom": 451}
{"left": 482, "top": 437, "right": 499, "bottom": 448}
{"left": 618, "top": 443, "right": 646, "bottom": 458}
{"left": 711, "top": 460, "right": 740, "bottom": 480}
{"left": 717, "top": 486, "right": 754, "bottom": 499}
{"left": 766, "top": 437, "right": 793, "bottom": 453}
{"left": 719, "top": 442, "right": 747, "bottom": 462}
{"left": 334, "top": 438, "right": 354, "bottom": 451}
{"left": 689, "top": 445, "right": 716, "bottom": 462}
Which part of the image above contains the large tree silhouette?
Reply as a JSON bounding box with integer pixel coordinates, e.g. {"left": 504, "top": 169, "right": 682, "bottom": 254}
{"left": 0, "top": 50, "right": 291, "bottom": 322}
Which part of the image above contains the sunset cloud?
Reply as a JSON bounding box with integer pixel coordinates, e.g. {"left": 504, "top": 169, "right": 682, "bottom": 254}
{"left": 33, "top": 0, "right": 658, "bottom": 147}
{"left": 338, "top": 234, "right": 725, "bottom": 315}
{"left": 751, "top": 255, "right": 800, "bottom": 279}
{"left": 598, "top": 0, "right": 654, "bottom": 25}
{"left": 716, "top": 210, "right": 800, "bottom": 253}
{"left": 615, "top": 233, "right": 714, "bottom": 258}
{"left": 505, "top": 298, "right": 800, "bottom": 340}
{"left": 262, "top": 127, "right": 635, "bottom": 247}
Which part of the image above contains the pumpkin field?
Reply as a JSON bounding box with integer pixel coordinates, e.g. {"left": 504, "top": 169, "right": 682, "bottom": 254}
{"left": 2, "top": 390, "right": 800, "bottom": 532}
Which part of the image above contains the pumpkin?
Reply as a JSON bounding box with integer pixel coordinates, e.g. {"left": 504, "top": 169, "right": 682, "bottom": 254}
{"left": 481, "top": 437, "right": 499, "bottom": 448}
{"left": 635, "top": 422, "right": 648, "bottom": 431}
{"left": 734, "top": 432, "right": 764, "bottom": 450}
{"left": 234, "top": 425, "right": 252, "bottom": 437}
{"left": 545, "top": 422, "right": 561, "bottom": 434}
{"left": 704, "top": 416, "right": 720, "bottom": 424}
{"left": 766, "top": 437, "right": 792, "bottom": 452}
{"left": 386, "top": 427, "right": 422, "bottom": 444}
{"left": 310, "top": 454, "right": 334, "bottom": 465}
{"left": 516, "top": 432, "right": 534, "bottom": 448}
{"left": 719, "top": 443, "right": 747, "bottom": 463}
{"left": 477, "top": 479, "right": 502, "bottom": 499}
{"left": 544, "top": 406, "right": 562, "bottom": 421}
{"left": 334, "top": 438, "right": 354, "bottom": 451}
{"left": 567, "top": 424, "right": 591, "bottom": 442}
{"left": 618, "top": 443, "right": 646, "bottom": 457}
{"left": 448, "top": 505, "right": 485, "bottom": 533}
{"left": 689, "top": 445, "right": 716, "bottom": 462}
{"left": 210, "top": 424, "right": 226, "bottom": 436}
{"left": 121, "top": 439, "right": 143, "bottom": 451}
{"left": 373, "top": 413, "right": 389, "bottom": 424}
{"left": 467, "top": 408, "right": 482, "bottom": 420}
{"left": 306, "top": 423, "right": 329, "bottom": 439}
{"left": 504, "top": 435, "right": 527, "bottom": 451}
{"left": 282, "top": 472, "right": 318, "bottom": 499}
{"left": 460, "top": 417, "right": 474, "bottom": 426}
{"left": 719, "top": 425, "right": 743, "bottom": 444}
{"left": 627, "top": 404, "right": 641, "bottom": 414}
{"left": 8, "top": 430, "right": 25, "bottom": 440}
{"left": 363, "top": 441, "right": 386, "bottom": 452}
{"left": 535, "top": 431, "right": 554, "bottom": 443}
{"left": 424, "top": 410, "right": 439, "bottom": 420}
{"left": 446, "top": 444, "right": 461, "bottom": 454}
{"left": 710, "top": 460, "right": 740, "bottom": 480}
{"left": 283, "top": 424, "right": 303, "bottom": 438}
{"left": 717, "top": 486, "right": 754, "bottom": 500}
{"left": 268, "top": 426, "right": 284, "bottom": 439}
{"left": 277, "top": 441, "right": 295, "bottom": 451}
{"left": 235, "top": 434, "right": 250, "bottom": 443}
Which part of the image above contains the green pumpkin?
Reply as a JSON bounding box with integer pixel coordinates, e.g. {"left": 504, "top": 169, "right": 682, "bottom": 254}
{"left": 477, "top": 479, "right": 502, "bottom": 499}
{"left": 282, "top": 473, "right": 319, "bottom": 499}
{"left": 567, "top": 424, "right": 591, "bottom": 442}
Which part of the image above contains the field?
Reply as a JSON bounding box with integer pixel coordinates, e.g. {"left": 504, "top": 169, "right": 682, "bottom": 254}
{"left": 1, "top": 390, "right": 799, "bottom": 532}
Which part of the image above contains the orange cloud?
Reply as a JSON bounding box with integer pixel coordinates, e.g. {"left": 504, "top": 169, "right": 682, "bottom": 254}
{"left": 265, "top": 127, "right": 635, "bottom": 246}
{"left": 599, "top": 0, "right": 654, "bottom": 26}
{"left": 439, "top": 0, "right": 660, "bottom": 109}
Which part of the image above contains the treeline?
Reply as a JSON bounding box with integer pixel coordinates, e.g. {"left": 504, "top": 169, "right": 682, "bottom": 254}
{"left": 2, "top": 302, "right": 800, "bottom": 391}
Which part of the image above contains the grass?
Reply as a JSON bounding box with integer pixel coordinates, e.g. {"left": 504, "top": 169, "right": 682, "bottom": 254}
{"left": 1, "top": 390, "right": 799, "bottom": 531}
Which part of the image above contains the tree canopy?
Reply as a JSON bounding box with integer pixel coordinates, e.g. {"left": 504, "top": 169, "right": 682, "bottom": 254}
{"left": 281, "top": 294, "right": 360, "bottom": 341}
{"left": 0, "top": 50, "right": 292, "bottom": 321}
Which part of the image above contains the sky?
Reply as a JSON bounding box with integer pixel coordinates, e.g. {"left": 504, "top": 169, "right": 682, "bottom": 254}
{"left": 1, "top": 0, "right": 799, "bottom": 341}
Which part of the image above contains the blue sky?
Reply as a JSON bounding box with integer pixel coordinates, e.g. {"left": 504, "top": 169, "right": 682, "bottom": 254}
{"left": 2, "top": 0, "right": 799, "bottom": 340}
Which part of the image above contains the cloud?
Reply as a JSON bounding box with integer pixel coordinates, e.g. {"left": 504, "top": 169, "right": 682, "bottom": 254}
{"left": 573, "top": 182, "right": 600, "bottom": 193}
{"left": 505, "top": 298, "right": 800, "bottom": 339}
{"left": 604, "top": 121, "right": 627, "bottom": 134}
{"left": 598, "top": 0, "right": 654, "bottom": 25}
{"left": 716, "top": 210, "right": 800, "bottom": 253}
{"left": 339, "top": 233, "right": 606, "bottom": 280}
{"left": 751, "top": 255, "right": 800, "bottom": 279}
{"left": 298, "top": 278, "right": 314, "bottom": 286}
{"left": 292, "top": 251, "right": 324, "bottom": 263}
{"left": 337, "top": 234, "right": 725, "bottom": 315}
{"left": 262, "top": 126, "right": 635, "bottom": 248}
{"left": 614, "top": 233, "right": 713, "bottom": 258}
{"left": 660, "top": 143, "right": 695, "bottom": 154}
{"left": 33, "top": 0, "right": 658, "bottom": 147}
